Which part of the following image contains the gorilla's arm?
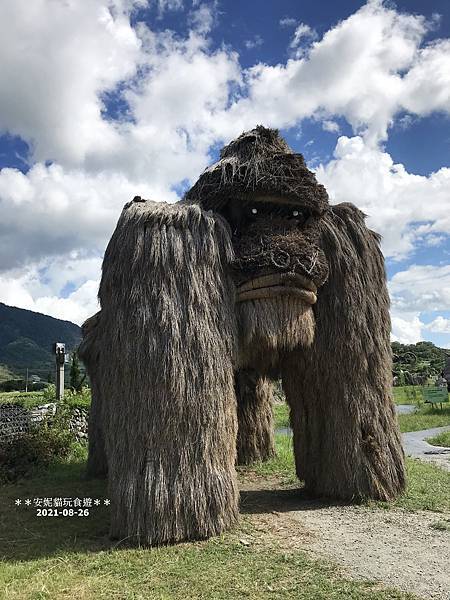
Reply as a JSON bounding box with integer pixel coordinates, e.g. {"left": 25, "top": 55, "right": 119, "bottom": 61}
{"left": 81, "top": 199, "right": 239, "bottom": 545}
{"left": 282, "top": 203, "right": 405, "bottom": 501}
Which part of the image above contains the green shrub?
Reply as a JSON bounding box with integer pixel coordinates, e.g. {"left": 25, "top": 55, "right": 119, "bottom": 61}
{"left": 42, "top": 383, "right": 56, "bottom": 403}
{"left": 63, "top": 387, "right": 91, "bottom": 409}
{"left": 0, "top": 422, "right": 74, "bottom": 484}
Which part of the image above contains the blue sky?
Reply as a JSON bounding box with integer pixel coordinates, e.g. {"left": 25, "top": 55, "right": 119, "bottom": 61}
{"left": 0, "top": 0, "right": 448, "bottom": 347}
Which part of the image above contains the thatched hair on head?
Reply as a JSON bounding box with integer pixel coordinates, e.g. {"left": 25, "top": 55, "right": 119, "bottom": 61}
{"left": 184, "top": 125, "right": 329, "bottom": 214}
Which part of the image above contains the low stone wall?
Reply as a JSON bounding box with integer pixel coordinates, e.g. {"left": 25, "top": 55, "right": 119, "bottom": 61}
{"left": 0, "top": 402, "right": 89, "bottom": 443}
{"left": 68, "top": 407, "right": 89, "bottom": 442}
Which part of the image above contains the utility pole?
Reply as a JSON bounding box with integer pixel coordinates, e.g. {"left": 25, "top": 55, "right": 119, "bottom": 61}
{"left": 25, "top": 368, "right": 29, "bottom": 393}
{"left": 53, "top": 343, "right": 66, "bottom": 401}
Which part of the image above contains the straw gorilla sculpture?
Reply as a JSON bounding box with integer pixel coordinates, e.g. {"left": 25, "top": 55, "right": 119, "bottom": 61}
{"left": 79, "top": 126, "right": 405, "bottom": 546}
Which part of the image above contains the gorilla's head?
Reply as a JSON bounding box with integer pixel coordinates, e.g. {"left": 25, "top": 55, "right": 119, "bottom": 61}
{"left": 185, "top": 126, "right": 330, "bottom": 372}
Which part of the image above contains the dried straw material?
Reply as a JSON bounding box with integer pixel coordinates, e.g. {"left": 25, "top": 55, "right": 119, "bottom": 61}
{"left": 184, "top": 126, "right": 329, "bottom": 214}
{"left": 78, "top": 311, "right": 107, "bottom": 478}
{"left": 235, "top": 369, "right": 275, "bottom": 465}
{"left": 281, "top": 203, "right": 405, "bottom": 501}
{"left": 79, "top": 126, "right": 405, "bottom": 545}
{"left": 90, "top": 200, "right": 239, "bottom": 545}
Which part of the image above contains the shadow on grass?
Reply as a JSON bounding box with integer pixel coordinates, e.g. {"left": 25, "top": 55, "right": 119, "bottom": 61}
{"left": 0, "top": 459, "right": 113, "bottom": 561}
{"left": 239, "top": 486, "right": 352, "bottom": 515}
{"left": 3, "top": 459, "right": 355, "bottom": 562}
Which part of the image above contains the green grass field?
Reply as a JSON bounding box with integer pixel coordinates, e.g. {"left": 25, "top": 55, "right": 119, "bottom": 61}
{"left": 0, "top": 388, "right": 91, "bottom": 409}
{"left": 0, "top": 445, "right": 418, "bottom": 600}
{"left": 0, "top": 390, "right": 46, "bottom": 408}
{"left": 240, "top": 434, "right": 450, "bottom": 512}
{"left": 274, "top": 396, "right": 450, "bottom": 434}
{"left": 397, "top": 404, "right": 450, "bottom": 433}
{"left": 1, "top": 389, "right": 448, "bottom": 598}
{"left": 392, "top": 386, "right": 424, "bottom": 405}
{"left": 426, "top": 431, "right": 450, "bottom": 447}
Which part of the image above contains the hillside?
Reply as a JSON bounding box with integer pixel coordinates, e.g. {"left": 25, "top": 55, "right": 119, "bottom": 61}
{"left": 392, "top": 340, "right": 449, "bottom": 383}
{"left": 0, "top": 303, "right": 81, "bottom": 381}
{"left": 0, "top": 363, "right": 17, "bottom": 383}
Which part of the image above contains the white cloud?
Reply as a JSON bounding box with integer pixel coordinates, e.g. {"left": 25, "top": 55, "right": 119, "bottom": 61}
{"left": 402, "top": 39, "right": 450, "bottom": 117}
{"left": 0, "top": 259, "right": 101, "bottom": 325}
{"left": 316, "top": 136, "right": 450, "bottom": 259}
{"left": 279, "top": 17, "right": 297, "bottom": 28}
{"left": 322, "top": 120, "right": 340, "bottom": 133}
{"left": 289, "top": 23, "right": 317, "bottom": 48}
{"left": 389, "top": 265, "right": 450, "bottom": 313}
{"left": 391, "top": 312, "right": 424, "bottom": 345}
{"left": 32, "top": 280, "right": 100, "bottom": 325}
{"left": 188, "top": 2, "right": 217, "bottom": 35}
{"left": 0, "top": 0, "right": 449, "bottom": 328}
{"left": 216, "top": 0, "right": 448, "bottom": 144}
{"left": 0, "top": 0, "right": 144, "bottom": 166}
{"left": 0, "top": 163, "right": 172, "bottom": 271}
{"left": 425, "top": 316, "right": 450, "bottom": 334}
{"left": 388, "top": 265, "right": 450, "bottom": 344}
{"left": 156, "top": 0, "right": 183, "bottom": 17}
{"left": 245, "top": 35, "right": 263, "bottom": 50}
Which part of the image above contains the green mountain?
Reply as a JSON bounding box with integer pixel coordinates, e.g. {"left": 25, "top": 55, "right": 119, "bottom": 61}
{"left": 0, "top": 303, "right": 81, "bottom": 382}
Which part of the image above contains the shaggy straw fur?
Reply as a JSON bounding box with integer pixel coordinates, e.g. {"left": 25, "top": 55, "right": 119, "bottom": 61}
{"left": 93, "top": 200, "right": 239, "bottom": 545}
{"left": 184, "top": 126, "right": 329, "bottom": 214}
{"left": 235, "top": 369, "right": 275, "bottom": 464}
{"left": 281, "top": 203, "right": 406, "bottom": 501}
{"left": 81, "top": 126, "right": 405, "bottom": 545}
{"left": 78, "top": 311, "right": 107, "bottom": 478}
{"left": 237, "top": 297, "right": 315, "bottom": 373}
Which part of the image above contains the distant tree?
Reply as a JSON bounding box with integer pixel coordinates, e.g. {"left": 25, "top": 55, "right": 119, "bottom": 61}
{"left": 391, "top": 341, "right": 447, "bottom": 384}
{"left": 69, "top": 351, "right": 83, "bottom": 392}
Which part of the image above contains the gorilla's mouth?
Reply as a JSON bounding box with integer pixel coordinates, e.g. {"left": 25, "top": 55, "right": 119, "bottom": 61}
{"left": 236, "top": 273, "right": 317, "bottom": 304}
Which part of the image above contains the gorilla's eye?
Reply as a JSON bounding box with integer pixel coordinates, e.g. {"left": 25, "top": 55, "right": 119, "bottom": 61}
{"left": 251, "top": 208, "right": 258, "bottom": 215}
{"left": 291, "top": 208, "right": 313, "bottom": 227}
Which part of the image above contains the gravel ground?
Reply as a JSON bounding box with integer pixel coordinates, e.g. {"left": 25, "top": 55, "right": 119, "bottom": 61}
{"left": 240, "top": 480, "right": 450, "bottom": 600}
{"left": 288, "top": 506, "right": 450, "bottom": 600}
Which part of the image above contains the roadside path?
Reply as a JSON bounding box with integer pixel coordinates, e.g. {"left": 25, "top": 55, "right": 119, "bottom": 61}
{"left": 403, "top": 426, "right": 450, "bottom": 471}
{"left": 277, "top": 405, "right": 450, "bottom": 471}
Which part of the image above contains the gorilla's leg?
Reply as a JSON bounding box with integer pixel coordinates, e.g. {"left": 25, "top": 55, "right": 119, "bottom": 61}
{"left": 78, "top": 312, "right": 108, "bottom": 479}
{"left": 105, "top": 375, "right": 239, "bottom": 545}
{"left": 98, "top": 201, "right": 239, "bottom": 545}
{"left": 85, "top": 380, "right": 107, "bottom": 478}
{"left": 235, "top": 369, "right": 275, "bottom": 465}
{"left": 282, "top": 351, "right": 405, "bottom": 501}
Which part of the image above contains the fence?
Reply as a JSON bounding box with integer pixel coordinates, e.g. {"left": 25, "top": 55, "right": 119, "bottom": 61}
{"left": 0, "top": 402, "right": 57, "bottom": 443}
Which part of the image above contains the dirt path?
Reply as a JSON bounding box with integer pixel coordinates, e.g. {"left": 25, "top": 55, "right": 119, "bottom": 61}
{"left": 403, "top": 426, "right": 450, "bottom": 472}
{"left": 240, "top": 479, "right": 450, "bottom": 600}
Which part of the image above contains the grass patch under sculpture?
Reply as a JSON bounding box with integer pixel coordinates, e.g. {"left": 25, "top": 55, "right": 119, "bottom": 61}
{"left": 0, "top": 452, "right": 417, "bottom": 600}
{"left": 238, "top": 434, "right": 450, "bottom": 512}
